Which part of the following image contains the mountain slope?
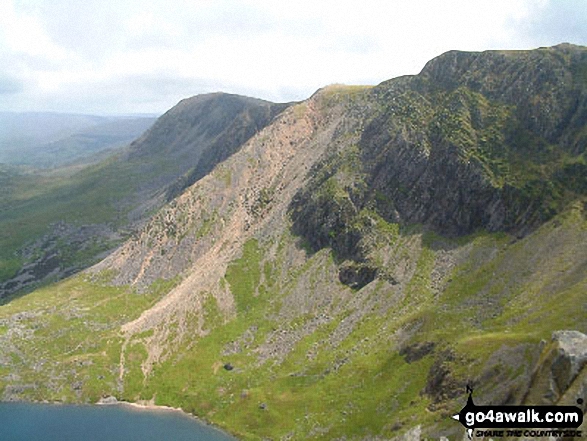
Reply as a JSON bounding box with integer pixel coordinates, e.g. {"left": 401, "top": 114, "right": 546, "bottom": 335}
{"left": 0, "top": 45, "right": 586, "bottom": 440}
{"left": 125, "top": 92, "right": 290, "bottom": 202}
{"left": 0, "top": 94, "right": 289, "bottom": 298}
{"left": 294, "top": 44, "right": 587, "bottom": 246}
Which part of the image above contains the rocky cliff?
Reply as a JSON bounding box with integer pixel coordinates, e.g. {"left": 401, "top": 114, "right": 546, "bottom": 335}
{"left": 292, "top": 44, "right": 587, "bottom": 264}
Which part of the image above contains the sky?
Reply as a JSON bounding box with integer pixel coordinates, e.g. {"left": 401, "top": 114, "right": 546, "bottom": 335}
{"left": 0, "top": 0, "right": 586, "bottom": 115}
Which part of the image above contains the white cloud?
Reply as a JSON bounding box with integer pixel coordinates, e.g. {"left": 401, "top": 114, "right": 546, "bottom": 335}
{"left": 0, "top": 0, "right": 70, "bottom": 63}
{"left": 0, "top": 0, "right": 585, "bottom": 114}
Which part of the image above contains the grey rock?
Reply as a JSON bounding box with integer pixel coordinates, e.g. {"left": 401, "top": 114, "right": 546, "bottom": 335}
{"left": 551, "top": 330, "right": 587, "bottom": 390}
{"left": 523, "top": 330, "right": 587, "bottom": 405}
{"left": 97, "top": 395, "right": 118, "bottom": 405}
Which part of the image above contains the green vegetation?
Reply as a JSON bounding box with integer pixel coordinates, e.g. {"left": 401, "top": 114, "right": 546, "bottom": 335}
{"left": 0, "top": 93, "right": 291, "bottom": 296}
{"left": 0, "top": 158, "right": 142, "bottom": 286}
{"left": 133, "top": 235, "right": 436, "bottom": 439}
{"left": 47, "top": 205, "right": 568, "bottom": 438}
{"left": 0, "top": 203, "right": 571, "bottom": 439}
{"left": 0, "top": 142, "right": 188, "bottom": 289}
{"left": 225, "top": 239, "right": 263, "bottom": 312}
{"left": 317, "top": 85, "right": 373, "bottom": 110}
{"left": 0, "top": 274, "right": 174, "bottom": 403}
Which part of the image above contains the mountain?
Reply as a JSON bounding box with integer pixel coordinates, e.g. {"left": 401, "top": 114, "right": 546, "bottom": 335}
{"left": 16, "top": 117, "right": 157, "bottom": 168}
{"left": 0, "top": 112, "right": 156, "bottom": 168}
{"left": 0, "top": 94, "right": 290, "bottom": 298}
{"left": 123, "top": 92, "right": 291, "bottom": 202}
{"left": 0, "top": 112, "right": 108, "bottom": 146}
{"left": 0, "top": 44, "right": 586, "bottom": 440}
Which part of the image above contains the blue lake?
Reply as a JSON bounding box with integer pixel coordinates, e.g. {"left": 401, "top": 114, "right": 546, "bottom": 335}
{"left": 0, "top": 402, "right": 236, "bottom": 441}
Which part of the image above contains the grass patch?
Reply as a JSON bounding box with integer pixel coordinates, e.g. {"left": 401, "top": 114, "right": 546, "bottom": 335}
{"left": 225, "top": 239, "right": 263, "bottom": 314}
{"left": 0, "top": 273, "right": 170, "bottom": 403}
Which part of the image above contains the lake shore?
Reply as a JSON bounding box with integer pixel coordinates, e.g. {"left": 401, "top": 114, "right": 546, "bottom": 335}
{"left": 96, "top": 396, "right": 237, "bottom": 439}
{"left": 97, "top": 396, "right": 181, "bottom": 413}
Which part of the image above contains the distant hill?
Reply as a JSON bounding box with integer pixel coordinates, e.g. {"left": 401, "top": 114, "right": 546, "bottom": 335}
{"left": 0, "top": 112, "right": 157, "bottom": 168}
{"left": 0, "top": 112, "right": 107, "bottom": 143}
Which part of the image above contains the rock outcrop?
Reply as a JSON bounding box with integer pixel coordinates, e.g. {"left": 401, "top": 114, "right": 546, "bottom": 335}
{"left": 524, "top": 330, "right": 587, "bottom": 406}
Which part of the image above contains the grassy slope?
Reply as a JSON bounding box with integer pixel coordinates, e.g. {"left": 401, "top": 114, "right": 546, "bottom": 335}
{"left": 0, "top": 273, "right": 177, "bottom": 402}
{"left": 0, "top": 138, "right": 225, "bottom": 290}
{"left": 1, "top": 202, "right": 584, "bottom": 439}
{"left": 0, "top": 156, "right": 148, "bottom": 286}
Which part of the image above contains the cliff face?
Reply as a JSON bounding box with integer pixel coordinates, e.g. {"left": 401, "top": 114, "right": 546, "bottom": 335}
{"left": 419, "top": 44, "right": 587, "bottom": 147}
{"left": 1, "top": 45, "right": 586, "bottom": 440}
{"left": 95, "top": 87, "right": 354, "bottom": 298}
{"left": 110, "top": 44, "right": 587, "bottom": 292}
{"left": 89, "top": 45, "right": 587, "bottom": 437}
{"left": 292, "top": 45, "right": 587, "bottom": 261}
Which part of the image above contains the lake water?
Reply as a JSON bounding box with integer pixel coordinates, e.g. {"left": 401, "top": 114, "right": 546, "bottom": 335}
{"left": 0, "top": 402, "right": 236, "bottom": 441}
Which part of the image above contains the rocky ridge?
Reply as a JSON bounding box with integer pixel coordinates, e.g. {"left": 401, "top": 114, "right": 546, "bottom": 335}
{"left": 89, "top": 45, "right": 587, "bottom": 439}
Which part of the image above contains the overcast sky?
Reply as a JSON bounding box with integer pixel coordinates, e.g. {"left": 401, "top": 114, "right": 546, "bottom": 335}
{"left": 0, "top": 0, "right": 585, "bottom": 115}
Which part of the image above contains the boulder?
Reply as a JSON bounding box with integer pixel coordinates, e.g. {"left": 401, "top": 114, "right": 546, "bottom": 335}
{"left": 523, "top": 330, "right": 587, "bottom": 405}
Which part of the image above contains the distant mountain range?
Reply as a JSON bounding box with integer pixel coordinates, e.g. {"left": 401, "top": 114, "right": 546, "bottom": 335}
{"left": 0, "top": 44, "right": 585, "bottom": 440}
{"left": 0, "top": 112, "right": 157, "bottom": 168}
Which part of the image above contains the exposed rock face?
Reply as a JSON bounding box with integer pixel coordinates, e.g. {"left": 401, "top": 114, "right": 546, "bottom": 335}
{"left": 121, "top": 93, "right": 291, "bottom": 223}
{"left": 419, "top": 44, "right": 587, "bottom": 147}
{"left": 290, "top": 44, "right": 587, "bottom": 287}
{"left": 0, "top": 222, "right": 120, "bottom": 299}
{"left": 394, "top": 425, "right": 421, "bottom": 441}
{"left": 338, "top": 261, "right": 378, "bottom": 289}
{"left": 96, "top": 93, "right": 328, "bottom": 291}
{"left": 97, "top": 395, "right": 119, "bottom": 405}
{"left": 0, "top": 93, "right": 289, "bottom": 299}
{"left": 94, "top": 45, "right": 587, "bottom": 376}
{"left": 399, "top": 341, "right": 435, "bottom": 364}
{"left": 92, "top": 91, "right": 353, "bottom": 369}
{"left": 523, "top": 330, "right": 587, "bottom": 406}
{"left": 365, "top": 45, "right": 587, "bottom": 234}
{"left": 125, "top": 93, "right": 290, "bottom": 201}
